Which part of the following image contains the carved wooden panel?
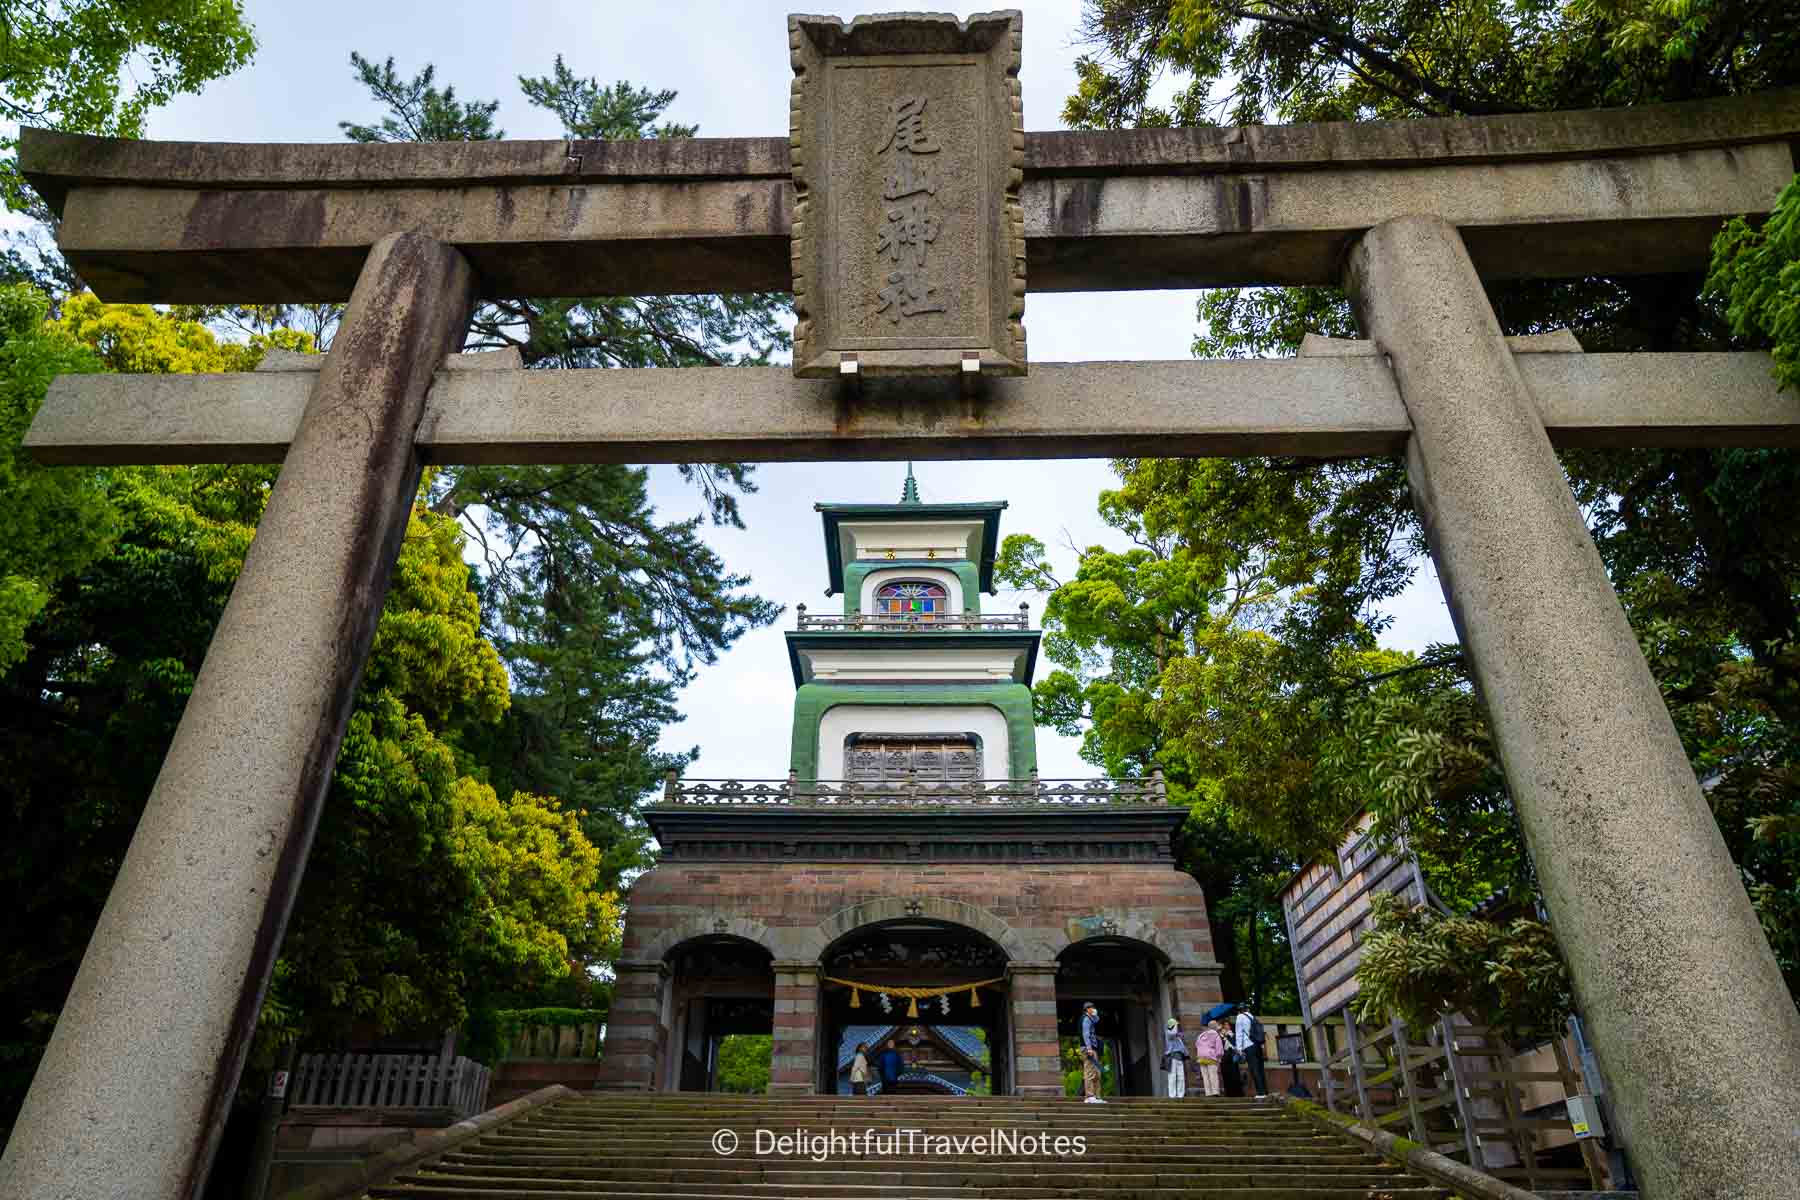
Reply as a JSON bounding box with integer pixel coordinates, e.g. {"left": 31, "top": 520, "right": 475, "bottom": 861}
{"left": 845, "top": 735, "right": 981, "bottom": 783}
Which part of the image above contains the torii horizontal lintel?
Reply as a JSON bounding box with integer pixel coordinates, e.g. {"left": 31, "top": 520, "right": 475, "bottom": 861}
{"left": 26, "top": 351, "right": 1796, "bottom": 468}
{"left": 21, "top": 88, "right": 1800, "bottom": 302}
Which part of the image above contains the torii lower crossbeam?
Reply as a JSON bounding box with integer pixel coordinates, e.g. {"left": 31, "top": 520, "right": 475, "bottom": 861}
{"left": 24, "top": 350, "right": 1799, "bottom": 466}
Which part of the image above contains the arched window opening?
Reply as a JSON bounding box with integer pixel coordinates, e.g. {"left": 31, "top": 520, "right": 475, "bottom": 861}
{"left": 875, "top": 580, "right": 948, "bottom": 621}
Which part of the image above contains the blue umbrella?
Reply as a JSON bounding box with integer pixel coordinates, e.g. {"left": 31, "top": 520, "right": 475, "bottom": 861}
{"left": 1201, "top": 1001, "right": 1236, "bottom": 1024}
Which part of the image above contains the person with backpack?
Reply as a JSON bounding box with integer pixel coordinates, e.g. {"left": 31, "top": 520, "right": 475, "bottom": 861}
{"left": 1234, "top": 1006, "right": 1268, "bottom": 1098}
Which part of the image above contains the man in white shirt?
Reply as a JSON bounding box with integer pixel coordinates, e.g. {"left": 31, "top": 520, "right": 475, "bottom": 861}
{"left": 1234, "top": 1008, "right": 1268, "bottom": 1098}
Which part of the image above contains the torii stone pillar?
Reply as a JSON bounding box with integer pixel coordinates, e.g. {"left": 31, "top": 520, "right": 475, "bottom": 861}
{"left": 1346, "top": 214, "right": 1800, "bottom": 1200}
{"left": 0, "top": 232, "right": 476, "bottom": 1200}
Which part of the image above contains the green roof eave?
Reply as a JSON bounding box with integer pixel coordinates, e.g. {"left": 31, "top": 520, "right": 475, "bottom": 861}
{"left": 784, "top": 629, "right": 1041, "bottom": 689}
{"left": 817, "top": 501, "right": 1008, "bottom": 596}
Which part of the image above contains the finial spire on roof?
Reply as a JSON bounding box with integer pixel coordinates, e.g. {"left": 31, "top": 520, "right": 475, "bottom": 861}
{"left": 900, "top": 462, "right": 921, "bottom": 505}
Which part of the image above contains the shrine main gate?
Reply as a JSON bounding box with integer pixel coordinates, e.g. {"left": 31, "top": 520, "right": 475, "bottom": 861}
{"left": 5, "top": 11, "right": 1800, "bottom": 1200}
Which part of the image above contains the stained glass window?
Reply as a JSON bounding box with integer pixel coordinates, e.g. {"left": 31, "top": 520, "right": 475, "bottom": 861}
{"left": 875, "top": 580, "right": 948, "bottom": 620}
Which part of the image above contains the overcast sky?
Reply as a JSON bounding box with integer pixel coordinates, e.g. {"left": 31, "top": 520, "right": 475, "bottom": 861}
{"left": 109, "top": 0, "right": 1456, "bottom": 777}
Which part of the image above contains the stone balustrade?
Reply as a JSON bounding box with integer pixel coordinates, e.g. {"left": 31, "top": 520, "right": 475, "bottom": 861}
{"left": 793, "top": 603, "right": 1030, "bottom": 632}
{"left": 657, "top": 770, "right": 1167, "bottom": 808}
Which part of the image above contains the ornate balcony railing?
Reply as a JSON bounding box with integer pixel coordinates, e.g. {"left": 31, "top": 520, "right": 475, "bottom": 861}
{"left": 656, "top": 769, "right": 1168, "bottom": 808}
{"left": 793, "top": 603, "right": 1030, "bottom": 632}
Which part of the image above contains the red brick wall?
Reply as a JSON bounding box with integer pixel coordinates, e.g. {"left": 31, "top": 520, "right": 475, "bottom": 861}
{"left": 604, "top": 860, "right": 1219, "bottom": 1094}
{"left": 624, "top": 862, "right": 1215, "bottom": 965}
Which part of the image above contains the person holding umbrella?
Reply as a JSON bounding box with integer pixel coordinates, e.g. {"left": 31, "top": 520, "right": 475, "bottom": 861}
{"left": 1199, "top": 1001, "right": 1243, "bottom": 1096}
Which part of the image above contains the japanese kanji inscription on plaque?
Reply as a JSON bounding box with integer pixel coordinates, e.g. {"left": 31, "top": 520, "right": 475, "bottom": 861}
{"left": 789, "top": 11, "right": 1027, "bottom": 378}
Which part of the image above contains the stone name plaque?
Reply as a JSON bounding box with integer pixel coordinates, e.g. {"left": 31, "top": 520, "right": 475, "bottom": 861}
{"left": 789, "top": 11, "right": 1027, "bottom": 378}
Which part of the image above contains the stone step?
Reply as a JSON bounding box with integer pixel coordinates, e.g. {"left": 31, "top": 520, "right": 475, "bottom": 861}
{"left": 520, "top": 1113, "right": 1304, "bottom": 1127}
{"left": 486, "top": 1130, "right": 1346, "bottom": 1149}
{"left": 370, "top": 1185, "right": 1450, "bottom": 1200}
{"left": 547, "top": 1108, "right": 1281, "bottom": 1115}
{"left": 514, "top": 1124, "right": 1312, "bottom": 1138}
{"left": 550, "top": 1108, "right": 1281, "bottom": 1115}
{"left": 513, "top": 1110, "right": 1319, "bottom": 1132}
{"left": 554, "top": 1101, "right": 1274, "bottom": 1108}
{"left": 442, "top": 1151, "right": 1390, "bottom": 1170}
{"left": 408, "top": 1164, "right": 1417, "bottom": 1188}
{"left": 477, "top": 1137, "right": 1352, "bottom": 1159}
{"left": 356, "top": 1096, "right": 1452, "bottom": 1200}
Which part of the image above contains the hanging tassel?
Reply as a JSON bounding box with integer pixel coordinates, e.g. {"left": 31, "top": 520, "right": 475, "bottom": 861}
{"left": 907, "top": 996, "right": 919, "bottom": 1018}
{"left": 969, "top": 986, "right": 980, "bottom": 1008}
{"left": 850, "top": 986, "right": 861, "bottom": 1009}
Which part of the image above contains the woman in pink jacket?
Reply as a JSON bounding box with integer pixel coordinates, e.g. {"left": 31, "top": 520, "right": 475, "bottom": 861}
{"left": 1194, "top": 1021, "right": 1226, "bottom": 1097}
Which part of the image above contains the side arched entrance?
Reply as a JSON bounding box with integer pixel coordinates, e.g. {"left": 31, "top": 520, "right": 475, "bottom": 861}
{"left": 661, "top": 934, "right": 775, "bottom": 1093}
{"left": 1057, "top": 935, "right": 1173, "bottom": 1098}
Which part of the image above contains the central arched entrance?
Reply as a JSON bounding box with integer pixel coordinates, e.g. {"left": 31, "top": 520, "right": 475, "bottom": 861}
{"left": 818, "top": 918, "right": 1012, "bottom": 1095}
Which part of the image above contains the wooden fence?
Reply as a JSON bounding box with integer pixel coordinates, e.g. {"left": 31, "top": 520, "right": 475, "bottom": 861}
{"left": 290, "top": 1053, "right": 491, "bottom": 1118}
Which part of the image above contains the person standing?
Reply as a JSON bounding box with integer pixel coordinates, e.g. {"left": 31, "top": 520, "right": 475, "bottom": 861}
{"left": 850, "top": 1042, "right": 871, "bottom": 1096}
{"left": 1162, "top": 1018, "right": 1188, "bottom": 1097}
{"left": 877, "top": 1038, "right": 904, "bottom": 1094}
{"left": 1079, "top": 1001, "right": 1105, "bottom": 1103}
{"left": 1235, "top": 1006, "right": 1268, "bottom": 1098}
{"left": 1194, "top": 1020, "right": 1226, "bottom": 1097}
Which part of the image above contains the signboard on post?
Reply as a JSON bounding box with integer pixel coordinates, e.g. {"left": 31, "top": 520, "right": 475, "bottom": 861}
{"left": 788, "top": 10, "right": 1027, "bottom": 378}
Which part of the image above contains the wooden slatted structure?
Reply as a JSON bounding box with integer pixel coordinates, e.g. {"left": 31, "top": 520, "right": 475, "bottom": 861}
{"left": 1279, "top": 814, "right": 1605, "bottom": 1189}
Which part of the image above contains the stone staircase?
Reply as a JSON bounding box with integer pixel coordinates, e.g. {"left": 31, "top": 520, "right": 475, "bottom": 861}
{"left": 363, "top": 1093, "right": 1457, "bottom": 1198}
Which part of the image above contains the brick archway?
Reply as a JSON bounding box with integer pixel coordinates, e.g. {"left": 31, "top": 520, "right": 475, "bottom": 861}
{"left": 639, "top": 915, "right": 780, "bottom": 964}
{"left": 812, "top": 896, "right": 1030, "bottom": 963}
{"left": 1048, "top": 914, "right": 1181, "bottom": 965}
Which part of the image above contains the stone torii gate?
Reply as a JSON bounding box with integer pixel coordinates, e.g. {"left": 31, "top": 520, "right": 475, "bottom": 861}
{"left": 4, "top": 11, "right": 1800, "bottom": 1199}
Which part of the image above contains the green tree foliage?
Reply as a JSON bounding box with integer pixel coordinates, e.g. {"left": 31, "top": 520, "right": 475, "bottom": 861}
{"left": 1352, "top": 893, "right": 1572, "bottom": 1040}
{"left": 127, "top": 51, "right": 789, "bottom": 887}
{"left": 1711, "top": 175, "right": 1800, "bottom": 394}
{"left": 1701, "top": 177, "right": 1800, "bottom": 978}
{"left": 0, "top": 298, "right": 614, "bottom": 1132}
{"left": 0, "top": 0, "right": 256, "bottom": 210}
{"left": 332, "top": 56, "right": 783, "bottom": 883}
{"left": 338, "top": 52, "right": 501, "bottom": 143}
{"left": 0, "top": 284, "right": 110, "bottom": 667}
{"left": 714, "top": 1034, "right": 772, "bottom": 1094}
{"left": 1052, "top": 0, "right": 1800, "bottom": 1022}
{"left": 997, "top": 486, "right": 1375, "bottom": 1009}
{"left": 1067, "top": 0, "right": 1800, "bottom": 131}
